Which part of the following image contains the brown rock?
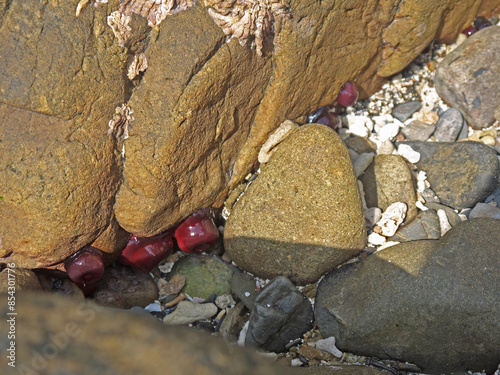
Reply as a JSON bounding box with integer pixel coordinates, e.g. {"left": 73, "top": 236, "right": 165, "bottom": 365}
{"left": 0, "top": 292, "right": 300, "bottom": 374}
{"left": 0, "top": 0, "right": 127, "bottom": 268}
{"left": 435, "top": 26, "right": 500, "bottom": 129}
{"left": 224, "top": 124, "right": 367, "bottom": 285}
{"left": 92, "top": 265, "right": 158, "bottom": 309}
{"left": 360, "top": 154, "right": 418, "bottom": 222}
{"left": 297, "top": 345, "right": 336, "bottom": 362}
{"left": 0, "top": 268, "right": 42, "bottom": 293}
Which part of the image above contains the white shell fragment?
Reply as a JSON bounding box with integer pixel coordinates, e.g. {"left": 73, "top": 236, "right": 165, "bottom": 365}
{"left": 437, "top": 209, "right": 452, "bottom": 236}
{"left": 107, "top": 11, "right": 132, "bottom": 47}
{"left": 76, "top": 0, "right": 108, "bottom": 17}
{"left": 258, "top": 120, "right": 298, "bottom": 163}
{"left": 120, "top": 0, "right": 195, "bottom": 26}
{"left": 315, "top": 336, "right": 343, "bottom": 358}
{"left": 374, "top": 202, "right": 407, "bottom": 237}
{"left": 162, "top": 301, "right": 217, "bottom": 325}
{"left": 345, "top": 115, "right": 373, "bottom": 138}
{"left": 368, "top": 232, "right": 386, "bottom": 246}
{"left": 377, "top": 121, "right": 401, "bottom": 142}
{"left": 397, "top": 144, "right": 421, "bottom": 163}
{"left": 108, "top": 104, "right": 134, "bottom": 140}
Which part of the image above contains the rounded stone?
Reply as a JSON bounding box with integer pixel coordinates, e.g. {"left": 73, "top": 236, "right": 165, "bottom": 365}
{"left": 224, "top": 124, "right": 367, "bottom": 285}
{"left": 359, "top": 154, "right": 418, "bottom": 222}
{"left": 168, "top": 255, "right": 234, "bottom": 300}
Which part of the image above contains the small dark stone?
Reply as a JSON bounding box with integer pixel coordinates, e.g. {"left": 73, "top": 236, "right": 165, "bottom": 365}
{"left": 400, "top": 120, "right": 435, "bottom": 141}
{"left": 392, "top": 101, "right": 421, "bottom": 122}
{"left": 231, "top": 272, "right": 259, "bottom": 311}
{"left": 390, "top": 209, "right": 441, "bottom": 242}
{"left": 433, "top": 108, "right": 464, "bottom": 142}
{"left": 245, "top": 276, "right": 314, "bottom": 352}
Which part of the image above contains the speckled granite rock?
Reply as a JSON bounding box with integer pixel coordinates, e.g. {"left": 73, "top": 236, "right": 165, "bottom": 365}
{"left": 225, "top": 124, "right": 366, "bottom": 285}
{"left": 401, "top": 141, "right": 499, "bottom": 209}
{"left": 435, "top": 26, "right": 500, "bottom": 129}
{"left": 0, "top": 292, "right": 300, "bottom": 375}
{"left": 315, "top": 218, "right": 500, "bottom": 374}
{"left": 360, "top": 154, "right": 418, "bottom": 222}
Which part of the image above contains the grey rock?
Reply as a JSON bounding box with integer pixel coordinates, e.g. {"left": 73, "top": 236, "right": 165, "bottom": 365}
{"left": 0, "top": 292, "right": 295, "bottom": 374}
{"left": 392, "top": 101, "right": 422, "bottom": 122}
{"left": 360, "top": 154, "right": 418, "bottom": 222}
{"left": 400, "top": 120, "right": 436, "bottom": 141}
{"left": 224, "top": 125, "right": 367, "bottom": 285}
{"left": 168, "top": 255, "right": 234, "bottom": 300}
{"left": 435, "top": 26, "right": 500, "bottom": 129}
{"left": 163, "top": 301, "right": 218, "bottom": 325}
{"left": 402, "top": 141, "right": 500, "bottom": 209}
{"left": 433, "top": 108, "right": 464, "bottom": 142}
{"left": 315, "top": 218, "right": 500, "bottom": 374}
{"left": 425, "top": 203, "right": 463, "bottom": 226}
{"left": 344, "top": 135, "right": 378, "bottom": 154}
{"left": 92, "top": 265, "right": 158, "bottom": 309}
{"left": 469, "top": 203, "right": 500, "bottom": 219}
{"left": 246, "top": 276, "right": 314, "bottom": 352}
{"left": 390, "top": 209, "right": 441, "bottom": 242}
{"left": 231, "top": 272, "right": 259, "bottom": 311}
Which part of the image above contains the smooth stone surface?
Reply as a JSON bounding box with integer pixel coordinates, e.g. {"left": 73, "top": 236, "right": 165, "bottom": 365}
{"left": 163, "top": 301, "right": 218, "bottom": 325}
{"left": 390, "top": 209, "right": 441, "bottom": 242}
{"left": 401, "top": 120, "right": 436, "bottom": 141}
{"left": 0, "top": 292, "right": 295, "bottom": 375}
{"left": 231, "top": 272, "right": 259, "bottom": 311}
{"left": 392, "top": 101, "right": 422, "bottom": 122}
{"left": 92, "top": 265, "right": 158, "bottom": 309}
{"left": 469, "top": 203, "right": 500, "bottom": 219}
{"left": 315, "top": 218, "right": 500, "bottom": 374}
{"left": 0, "top": 268, "right": 42, "bottom": 293}
{"left": 360, "top": 154, "right": 418, "bottom": 222}
{"left": 435, "top": 26, "right": 500, "bottom": 129}
{"left": 425, "top": 203, "right": 463, "bottom": 226}
{"left": 402, "top": 141, "right": 500, "bottom": 209}
{"left": 225, "top": 125, "right": 367, "bottom": 285}
{"left": 344, "top": 135, "right": 378, "bottom": 154}
{"left": 168, "top": 255, "right": 234, "bottom": 300}
{"left": 433, "top": 108, "right": 464, "bottom": 142}
{"left": 245, "top": 277, "right": 314, "bottom": 352}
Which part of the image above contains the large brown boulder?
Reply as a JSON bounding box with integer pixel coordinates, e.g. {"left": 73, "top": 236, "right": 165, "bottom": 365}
{"left": 0, "top": 292, "right": 300, "bottom": 375}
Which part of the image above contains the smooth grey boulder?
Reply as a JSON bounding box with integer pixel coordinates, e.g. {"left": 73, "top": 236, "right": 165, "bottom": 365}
{"left": 402, "top": 141, "right": 500, "bottom": 209}
{"left": 315, "top": 218, "right": 500, "bottom": 374}
{"left": 246, "top": 276, "right": 314, "bottom": 352}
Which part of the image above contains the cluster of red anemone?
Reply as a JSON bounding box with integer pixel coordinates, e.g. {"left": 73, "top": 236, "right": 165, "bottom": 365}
{"left": 65, "top": 208, "right": 220, "bottom": 294}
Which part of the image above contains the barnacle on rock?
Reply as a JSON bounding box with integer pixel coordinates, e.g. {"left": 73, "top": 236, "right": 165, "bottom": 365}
{"left": 108, "top": 104, "right": 134, "bottom": 140}
{"left": 119, "top": 0, "right": 196, "bottom": 26}
{"left": 107, "top": 11, "right": 133, "bottom": 46}
{"left": 127, "top": 53, "right": 148, "bottom": 80}
{"left": 204, "top": 0, "right": 290, "bottom": 56}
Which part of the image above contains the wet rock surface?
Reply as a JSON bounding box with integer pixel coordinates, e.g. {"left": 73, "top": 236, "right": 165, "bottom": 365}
{"left": 315, "top": 218, "right": 500, "bottom": 374}
{"left": 435, "top": 26, "right": 500, "bottom": 129}
{"left": 224, "top": 124, "right": 367, "bottom": 285}
{"left": 245, "top": 277, "right": 314, "bottom": 353}
{"left": 0, "top": 292, "right": 298, "bottom": 375}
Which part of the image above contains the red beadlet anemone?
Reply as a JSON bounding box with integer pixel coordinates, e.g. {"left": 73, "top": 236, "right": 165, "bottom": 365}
{"left": 174, "top": 208, "right": 220, "bottom": 254}
{"left": 119, "top": 232, "right": 174, "bottom": 273}
{"left": 337, "top": 81, "right": 359, "bottom": 107}
{"left": 64, "top": 246, "right": 105, "bottom": 296}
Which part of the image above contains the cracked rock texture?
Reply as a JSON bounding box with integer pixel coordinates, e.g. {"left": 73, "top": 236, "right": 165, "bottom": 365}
{"left": 0, "top": 0, "right": 498, "bottom": 267}
{"left": 315, "top": 218, "right": 500, "bottom": 374}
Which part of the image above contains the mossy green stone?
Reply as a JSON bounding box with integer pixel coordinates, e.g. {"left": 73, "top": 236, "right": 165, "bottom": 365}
{"left": 168, "top": 255, "right": 234, "bottom": 300}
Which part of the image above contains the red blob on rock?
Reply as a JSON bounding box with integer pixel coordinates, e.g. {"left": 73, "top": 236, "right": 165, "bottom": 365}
{"left": 174, "top": 208, "right": 220, "bottom": 254}
{"left": 64, "top": 247, "right": 105, "bottom": 295}
{"left": 119, "top": 232, "right": 174, "bottom": 273}
{"left": 337, "top": 81, "right": 359, "bottom": 107}
{"left": 462, "top": 25, "right": 477, "bottom": 37}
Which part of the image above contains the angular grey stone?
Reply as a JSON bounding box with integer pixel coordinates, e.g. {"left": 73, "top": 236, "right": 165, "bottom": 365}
{"left": 402, "top": 141, "right": 500, "bottom": 209}
{"left": 433, "top": 108, "right": 464, "bottom": 142}
{"left": 163, "top": 301, "right": 218, "bottom": 325}
{"left": 435, "top": 26, "right": 500, "bottom": 129}
{"left": 392, "top": 101, "right": 422, "bottom": 122}
{"left": 425, "top": 203, "right": 463, "bottom": 226}
{"left": 401, "top": 120, "right": 436, "bottom": 141}
{"left": 469, "top": 203, "right": 500, "bottom": 219}
{"left": 390, "top": 209, "right": 441, "bottom": 242}
{"left": 246, "top": 276, "right": 313, "bottom": 352}
{"left": 315, "top": 218, "right": 500, "bottom": 374}
{"left": 231, "top": 272, "right": 259, "bottom": 311}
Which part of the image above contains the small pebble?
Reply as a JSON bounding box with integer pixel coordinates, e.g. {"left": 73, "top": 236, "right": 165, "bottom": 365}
{"left": 377, "top": 122, "right": 401, "bottom": 142}
{"left": 315, "top": 336, "right": 343, "bottom": 358}
{"left": 397, "top": 144, "right": 421, "bottom": 163}
{"left": 392, "top": 101, "right": 422, "bottom": 122}
{"left": 401, "top": 120, "right": 436, "bottom": 141}
{"left": 345, "top": 115, "right": 373, "bottom": 138}
{"left": 434, "top": 108, "right": 464, "bottom": 142}
{"left": 374, "top": 202, "right": 407, "bottom": 237}
{"left": 377, "top": 139, "right": 395, "bottom": 154}
{"left": 353, "top": 152, "right": 375, "bottom": 177}
{"left": 162, "top": 301, "right": 218, "bottom": 325}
